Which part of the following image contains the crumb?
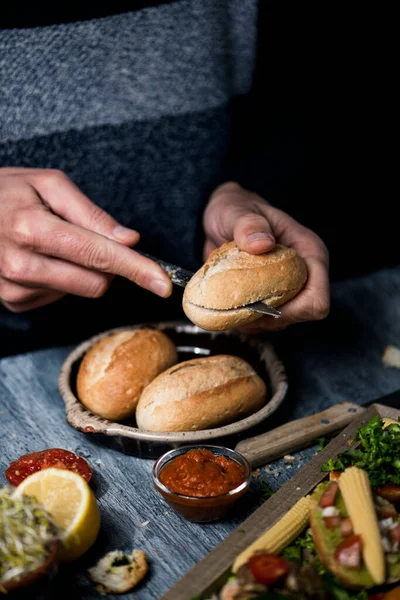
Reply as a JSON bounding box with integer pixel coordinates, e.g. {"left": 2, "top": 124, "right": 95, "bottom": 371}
{"left": 252, "top": 469, "right": 261, "bottom": 478}
{"left": 88, "top": 549, "right": 148, "bottom": 595}
{"left": 283, "top": 455, "right": 296, "bottom": 462}
{"left": 264, "top": 465, "right": 270, "bottom": 470}
{"left": 382, "top": 345, "right": 400, "bottom": 369}
{"left": 296, "top": 487, "right": 301, "bottom": 491}
{"left": 140, "top": 521, "right": 150, "bottom": 527}
{"left": 285, "top": 465, "right": 293, "bottom": 469}
{"left": 11, "top": 433, "right": 16, "bottom": 437}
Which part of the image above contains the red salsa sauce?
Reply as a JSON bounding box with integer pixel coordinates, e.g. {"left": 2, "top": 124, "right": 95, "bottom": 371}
{"left": 159, "top": 448, "right": 245, "bottom": 497}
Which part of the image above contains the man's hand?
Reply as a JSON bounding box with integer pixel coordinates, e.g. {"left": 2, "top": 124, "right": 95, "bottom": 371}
{"left": 203, "top": 182, "right": 330, "bottom": 331}
{"left": 0, "top": 168, "right": 172, "bottom": 312}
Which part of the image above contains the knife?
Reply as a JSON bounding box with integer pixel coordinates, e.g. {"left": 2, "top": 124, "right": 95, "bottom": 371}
{"left": 138, "top": 251, "right": 281, "bottom": 318}
{"left": 235, "top": 389, "right": 400, "bottom": 467}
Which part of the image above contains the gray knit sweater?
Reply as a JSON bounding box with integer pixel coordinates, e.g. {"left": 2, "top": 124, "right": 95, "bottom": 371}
{"left": 0, "top": 1, "right": 263, "bottom": 354}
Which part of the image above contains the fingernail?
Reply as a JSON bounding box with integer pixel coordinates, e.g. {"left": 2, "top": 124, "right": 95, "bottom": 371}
{"left": 247, "top": 232, "right": 275, "bottom": 243}
{"left": 151, "top": 279, "right": 171, "bottom": 298}
{"left": 113, "top": 225, "right": 139, "bottom": 242}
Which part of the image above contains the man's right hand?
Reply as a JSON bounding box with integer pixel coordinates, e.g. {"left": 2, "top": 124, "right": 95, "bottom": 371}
{"left": 0, "top": 168, "right": 172, "bottom": 313}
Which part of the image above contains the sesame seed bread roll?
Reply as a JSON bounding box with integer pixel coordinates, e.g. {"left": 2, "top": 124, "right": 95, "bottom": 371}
{"left": 77, "top": 329, "right": 177, "bottom": 421}
{"left": 182, "top": 242, "right": 307, "bottom": 331}
{"left": 136, "top": 355, "right": 267, "bottom": 432}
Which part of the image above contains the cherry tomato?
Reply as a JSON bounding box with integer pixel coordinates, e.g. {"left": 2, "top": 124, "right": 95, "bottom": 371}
{"left": 376, "top": 484, "right": 400, "bottom": 505}
{"left": 334, "top": 534, "right": 362, "bottom": 568}
{"left": 319, "top": 482, "right": 339, "bottom": 508}
{"left": 5, "top": 449, "right": 93, "bottom": 486}
{"left": 247, "top": 554, "right": 289, "bottom": 585}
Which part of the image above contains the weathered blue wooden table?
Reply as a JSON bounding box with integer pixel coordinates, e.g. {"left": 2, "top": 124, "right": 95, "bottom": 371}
{"left": 1, "top": 266, "right": 400, "bottom": 599}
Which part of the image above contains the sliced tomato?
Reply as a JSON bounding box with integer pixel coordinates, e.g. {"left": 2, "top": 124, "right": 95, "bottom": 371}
{"left": 5, "top": 449, "right": 93, "bottom": 486}
{"left": 324, "top": 516, "right": 341, "bottom": 530}
{"left": 390, "top": 523, "right": 400, "bottom": 543}
{"left": 377, "top": 504, "right": 398, "bottom": 519}
{"left": 376, "top": 484, "right": 400, "bottom": 504}
{"left": 247, "top": 554, "right": 289, "bottom": 585}
{"left": 334, "top": 534, "right": 362, "bottom": 568}
{"left": 340, "top": 517, "right": 354, "bottom": 537}
{"left": 329, "top": 471, "right": 341, "bottom": 481}
{"left": 319, "top": 482, "right": 339, "bottom": 508}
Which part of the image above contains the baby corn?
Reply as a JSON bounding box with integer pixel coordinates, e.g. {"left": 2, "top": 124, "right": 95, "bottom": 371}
{"left": 232, "top": 496, "right": 310, "bottom": 573}
{"left": 339, "top": 467, "right": 385, "bottom": 585}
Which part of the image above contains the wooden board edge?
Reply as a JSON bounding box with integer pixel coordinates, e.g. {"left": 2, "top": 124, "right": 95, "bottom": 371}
{"left": 160, "top": 403, "right": 400, "bottom": 600}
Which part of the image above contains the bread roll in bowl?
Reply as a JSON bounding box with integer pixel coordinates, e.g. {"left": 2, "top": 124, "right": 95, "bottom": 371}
{"left": 183, "top": 241, "right": 307, "bottom": 331}
{"left": 77, "top": 329, "right": 177, "bottom": 421}
{"left": 136, "top": 354, "right": 267, "bottom": 432}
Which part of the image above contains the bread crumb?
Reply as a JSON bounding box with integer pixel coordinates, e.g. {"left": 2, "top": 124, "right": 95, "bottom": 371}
{"left": 283, "top": 455, "right": 296, "bottom": 462}
{"left": 88, "top": 549, "right": 148, "bottom": 595}
{"left": 382, "top": 345, "right": 400, "bottom": 369}
{"left": 140, "top": 521, "right": 150, "bottom": 527}
{"left": 252, "top": 469, "right": 260, "bottom": 478}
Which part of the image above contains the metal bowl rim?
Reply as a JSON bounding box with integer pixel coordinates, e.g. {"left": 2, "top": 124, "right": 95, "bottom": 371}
{"left": 58, "top": 321, "right": 288, "bottom": 444}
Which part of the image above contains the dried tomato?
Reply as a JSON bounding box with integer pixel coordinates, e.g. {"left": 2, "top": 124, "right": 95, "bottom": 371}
{"left": 5, "top": 449, "right": 93, "bottom": 486}
{"left": 247, "top": 554, "right": 289, "bottom": 584}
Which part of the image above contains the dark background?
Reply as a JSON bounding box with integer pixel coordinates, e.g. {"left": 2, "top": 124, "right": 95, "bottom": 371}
{"left": 238, "top": 2, "right": 396, "bottom": 281}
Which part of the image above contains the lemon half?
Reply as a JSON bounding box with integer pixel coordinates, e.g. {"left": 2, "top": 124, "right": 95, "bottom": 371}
{"left": 14, "top": 467, "right": 100, "bottom": 562}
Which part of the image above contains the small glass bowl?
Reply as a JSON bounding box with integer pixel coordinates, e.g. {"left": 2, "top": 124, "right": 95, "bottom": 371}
{"left": 152, "top": 445, "right": 252, "bottom": 523}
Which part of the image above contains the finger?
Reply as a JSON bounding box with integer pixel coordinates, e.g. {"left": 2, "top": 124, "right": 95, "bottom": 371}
{"left": 275, "top": 256, "right": 330, "bottom": 324}
{"left": 1, "top": 290, "right": 65, "bottom": 313}
{"left": 0, "top": 278, "right": 52, "bottom": 305}
{"left": 26, "top": 170, "right": 138, "bottom": 246}
{"left": 13, "top": 213, "right": 173, "bottom": 297}
{"left": 204, "top": 193, "right": 275, "bottom": 254}
{"left": 232, "top": 213, "right": 275, "bottom": 254}
{"left": 1, "top": 251, "right": 114, "bottom": 298}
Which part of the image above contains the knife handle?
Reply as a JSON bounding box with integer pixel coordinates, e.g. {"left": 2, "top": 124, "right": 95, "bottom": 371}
{"left": 235, "top": 401, "right": 366, "bottom": 468}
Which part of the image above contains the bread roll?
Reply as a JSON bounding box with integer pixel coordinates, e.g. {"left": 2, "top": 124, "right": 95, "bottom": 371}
{"left": 77, "top": 329, "right": 177, "bottom": 421}
{"left": 183, "top": 241, "right": 307, "bottom": 331}
{"left": 136, "top": 354, "right": 267, "bottom": 432}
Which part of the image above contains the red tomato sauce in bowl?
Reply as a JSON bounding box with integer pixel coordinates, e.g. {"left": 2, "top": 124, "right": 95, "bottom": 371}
{"left": 153, "top": 445, "right": 251, "bottom": 522}
{"left": 158, "top": 448, "right": 245, "bottom": 497}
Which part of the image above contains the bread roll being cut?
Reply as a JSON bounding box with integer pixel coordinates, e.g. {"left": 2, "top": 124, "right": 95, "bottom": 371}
{"left": 182, "top": 241, "right": 307, "bottom": 331}
{"left": 77, "top": 328, "right": 177, "bottom": 421}
{"left": 136, "top": 354, "right": 267, "bottom": 432}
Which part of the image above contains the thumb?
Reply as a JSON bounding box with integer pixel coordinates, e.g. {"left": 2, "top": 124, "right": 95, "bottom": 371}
{"left": 205, "top": 186, "right": 275, "bottom": 255}
{"left": 30, "top": 170, "right": 139, "bottom": 246}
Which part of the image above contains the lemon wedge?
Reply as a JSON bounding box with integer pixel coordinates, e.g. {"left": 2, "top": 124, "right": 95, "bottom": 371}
{"left": 14, "top": 467, "right": 100, "bottom": 562}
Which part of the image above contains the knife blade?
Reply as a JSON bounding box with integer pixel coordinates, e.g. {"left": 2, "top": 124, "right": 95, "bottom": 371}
{"left": 235, "top": 389, "right": 400, "bottom": 467}
{"left": 138, "top": 251, "right": 281, "bottom": 318}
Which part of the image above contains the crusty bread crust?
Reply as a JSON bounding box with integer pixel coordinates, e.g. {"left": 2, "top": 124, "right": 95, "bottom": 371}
{"left": 76, "top": 329, "right": 177, "bottom": 421}
{"left": 136, "top": 355, "right": 267, "bottom": 432}
{"left": 184, "top": 242, "right": 307, "bottom": 310}
{"left": 182, "top": 242, "right": 307, "bottom": 331}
